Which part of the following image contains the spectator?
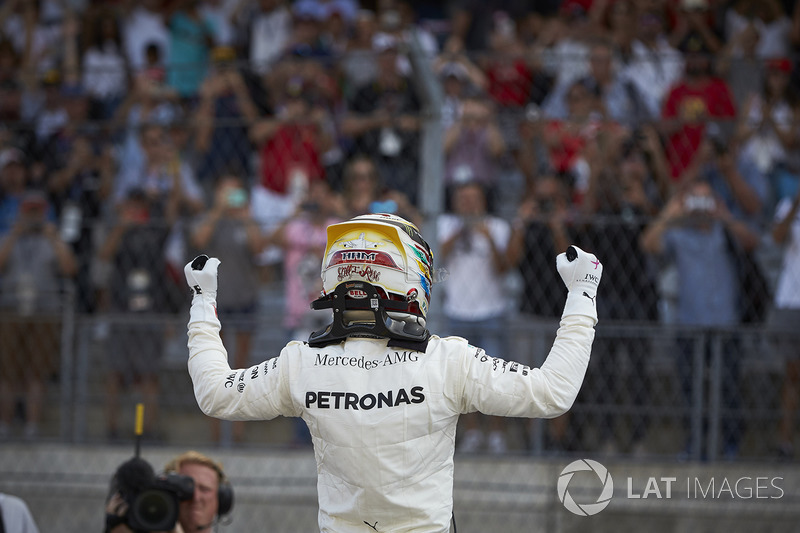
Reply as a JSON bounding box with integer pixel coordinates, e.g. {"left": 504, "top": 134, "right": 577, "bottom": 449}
{"left": 97, "top": 189, "right": 172, "bottom": 440}
{"left": 267, "top": 179, "right": 342, "bottom": 344}
{"left": 770, "top": 187, "right": 800, "bottom": 458}
{"left": 111, "top": 53, "right": 180, "bottom": 177}
{"left": 250, "top": 82, "right": 334, "bottom": 207}
{"left": 32, "top": 69, "right": 70, "bottom": 147}
{"left": 640, "top": 179, "right": 760, "bottom": 459}
{"left": 734, "top": 57, "right": 798, "bottom": 205}
{"left": 661, "top": 36, "right": 736, "bottom": 181}
{"left": 249, "top": 0, "right": 292, "bottom": 75}
{"left": 340, "top": 9, "right": 379, "bottom": 96}
{"left": 482, "top": 17, "right": 534, "bottom": 110}
{"left": 668, "top": 0, "right": 724, "bottom": 56}
{"left": 285, "top": 1, "right": 331, "bottom": 59}
{"left": 265, "top": 179, "right": 342, "bottom": 446}
{"left": 508, "top": 174, "right": 574, "bottom": 319}
{"left": 584, "top": 124, "right": 672, "bottom": 213}
{"left": 686, "top": 125, "right": 771, "bottom": 324}
{"left": 506, "top": 174, "right": 576, "bottom": 451}
{"left": 590, "top": 0, "right": 637, "bottom": 66}
{"left": 0, "top": 0, "right": 63, "bottom": 76}
{"left": 718, "top": 20, "right": 764, "bottom": 109}
{"left": 0, "top": 39, "right": 24, "bottom": 123}
{"left": 725, "top": 0, "right": 792, "bottom": 60}
{"left": 433, "top": 55, "right": 487, "bottom": 130}
{"left": 0, "top": 492, "right": 40, "bottom": 532}
{"left": 114, "top": 123, "right": 205, "bottom": 221}
{"left": 47, "top": 134, "right": 115, "bottom": 312}
{"left": 340, "top": 32, "right": 421, "bottom": 203}
{"left": 122, "top": 0, "right": 170, "bottom": 71}
{"left": 444, "top": 1, "right": 532, "bottom": 53}
{"left": 444, "top": 97, "right": 506, "bottom": 193}
{"left": 542, "top": 78, "right": 626, "bottom": 204}
{"left": 543, "top": 39, "right": 651, "bottom": 126}
{"left": 625, "top": 10, "right": 684, "bottom": 120}
{"left": 339, "top": 154, "right": 421, "bottom": 226}
{"left": 0, "top": 148, "right": 49, "bottom": 236}
{"left": 190, "top": 173, "right": 264, "bottom": 444}
{"left": 80, "top": 7, "right": 129, "bottom": 120}
{"left": 35, "top": 79, "right": 95, "bottom": 178}
{"left": 375, "top": 0, "right": 437, "bottom": 66}
{"left": 165, "top": 0, "right": 217, "bottom": 99}
{"left": 194, "top": 46, "right": 259, "bottom": 186}
{"left": 684, "top": 127, "right": 768, "bottom": 226}
{"left": 0, "top": 190, "right": 77, "bottom": 440}
{"left": 319, "top": 0, "right": 357, "bottom": 58}
{"left": 534, "top": 1, "right": 600, "bottom": 92}
{"left": 438, "top": 181, "right": 513, "bottom": 454}
{"left": 200, "top": 0, "right": 238, "bottom": 46}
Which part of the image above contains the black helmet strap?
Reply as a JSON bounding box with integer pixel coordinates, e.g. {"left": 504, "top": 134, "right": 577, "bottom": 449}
{"left": 307, "top": 281, "right": 430, "bottom": 351}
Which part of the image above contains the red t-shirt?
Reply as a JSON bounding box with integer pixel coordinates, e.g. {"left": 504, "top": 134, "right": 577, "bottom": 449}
{"left": 486, "top": 59, "right": 532, "bottom": 107}
{"left": 260, "top": 124, "right": 324, "bottom": 194}
{"left": 662, "top": 78, "right": 736, "bottom": 179}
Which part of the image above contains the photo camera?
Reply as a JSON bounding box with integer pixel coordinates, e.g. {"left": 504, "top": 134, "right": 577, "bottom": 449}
{"left": 108, "top": 457, "right": 194, "bottom": 532}
{"left": 683, "top": 194, "right": 716, "bottom": 213}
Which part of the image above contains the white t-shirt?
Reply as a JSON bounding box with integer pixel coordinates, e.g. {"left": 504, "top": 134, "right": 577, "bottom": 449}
{"left": 123, "top": 7, "right": 170, "bottom": 69}
{"left": 623, "top": 38, "right": 685, "bottom": 118}
{"left": 741, "top": 96, "right": 793, "bottom": 173}
{"left": 774, "top": 198, "right": 800, "bottom": 309}
{"left": 437, "top": 214, "right": 511, "bottom": 321}
{"left": 249, "top": 7, "right": 292, "bottom": 74}
{"left": 726, "top": 10, "right": 792, "bottom": 59}
{"left": 82, "top": 42, "right": 128, "bottom": 99}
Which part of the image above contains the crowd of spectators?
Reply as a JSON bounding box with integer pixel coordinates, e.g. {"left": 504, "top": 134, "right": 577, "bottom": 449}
{"left": 1, "top": 0, "right": 799, "bottom": 459}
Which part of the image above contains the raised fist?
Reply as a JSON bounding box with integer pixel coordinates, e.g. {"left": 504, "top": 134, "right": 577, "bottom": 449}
{"left": 184, "top": 255, "right": 221, "bottom": 302}
{"left": 556, "top": 245, "right": 602, "bottom": 322}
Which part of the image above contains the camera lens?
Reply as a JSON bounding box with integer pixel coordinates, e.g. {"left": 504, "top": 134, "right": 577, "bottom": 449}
{"left": 130, "top": 489, "right": 179, "bottom": 532}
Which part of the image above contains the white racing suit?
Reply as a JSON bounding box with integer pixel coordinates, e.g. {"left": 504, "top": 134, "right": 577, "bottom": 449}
{"left": 187, "top": 289, "right": 596, "bottom": 533}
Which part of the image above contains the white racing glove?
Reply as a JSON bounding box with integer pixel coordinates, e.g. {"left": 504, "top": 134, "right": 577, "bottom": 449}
{"left": 184, "top": 254, "right": 222, "bottom": 328}
{"left": 556, "top": 245, "right": 603, "bottom": 325}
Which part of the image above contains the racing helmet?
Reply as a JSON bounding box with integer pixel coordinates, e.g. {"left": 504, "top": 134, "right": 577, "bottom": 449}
{"left": 320, "top": 213, "right": 434, "bottom": 325}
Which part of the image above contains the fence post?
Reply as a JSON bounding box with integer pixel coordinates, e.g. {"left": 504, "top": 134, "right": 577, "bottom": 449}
{"left": 407, "top": 29, "right": 445, "bottom": 334}
{"left": 59, "top": 283, "right": 76, "bottom": 440}
{"left": 707, "top": 330, "right": 723, "bottom": 462}
{"left": 72, "top": 318, "right": 91, "bottom": 443}
{"left": 690, "top": 332, "right": 705, "bottom": 461}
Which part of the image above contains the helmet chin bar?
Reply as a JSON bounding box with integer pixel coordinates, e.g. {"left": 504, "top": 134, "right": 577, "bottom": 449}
{"left": 307, "top": 281, "right": 430, "bottom": 350}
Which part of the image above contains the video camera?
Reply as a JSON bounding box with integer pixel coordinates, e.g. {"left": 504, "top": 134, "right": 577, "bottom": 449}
{"left": 108, "top": 456, "right": 194, "bottom": 532}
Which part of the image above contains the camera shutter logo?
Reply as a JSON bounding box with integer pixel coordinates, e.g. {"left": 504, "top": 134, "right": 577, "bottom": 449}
{"left": 557, "top": 459, "right": 614, "bottom": 516}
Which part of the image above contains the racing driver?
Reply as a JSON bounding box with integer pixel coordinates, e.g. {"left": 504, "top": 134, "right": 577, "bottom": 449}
{"left": 184, "top": 213, "right": 602, "bottom": 532}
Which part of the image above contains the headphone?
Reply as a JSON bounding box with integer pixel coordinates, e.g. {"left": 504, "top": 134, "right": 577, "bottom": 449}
{"left": 164, "top": 451, "right": 234, "bottom": 517}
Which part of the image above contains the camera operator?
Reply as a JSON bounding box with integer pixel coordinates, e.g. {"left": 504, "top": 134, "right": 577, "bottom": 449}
{"left": 105, "top": 450, "right": 232, "bottom": 533}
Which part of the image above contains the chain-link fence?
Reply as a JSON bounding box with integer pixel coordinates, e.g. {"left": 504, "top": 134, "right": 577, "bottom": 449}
{"left": 2, "top": 1, "right": 800, "bottom": 529}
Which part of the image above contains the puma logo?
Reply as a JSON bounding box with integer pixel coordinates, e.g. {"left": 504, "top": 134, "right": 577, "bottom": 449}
{"left": 583, "top": 291, "right": 596, "bottom": 304}
{"left": 364, "top": 521, "right": 379, "bottom": 531}
{"left": 193, "top": 285, "right": 202, "bottom": 295}
{"left": 591, "top": 259, "right": 600, "bottom": 269}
